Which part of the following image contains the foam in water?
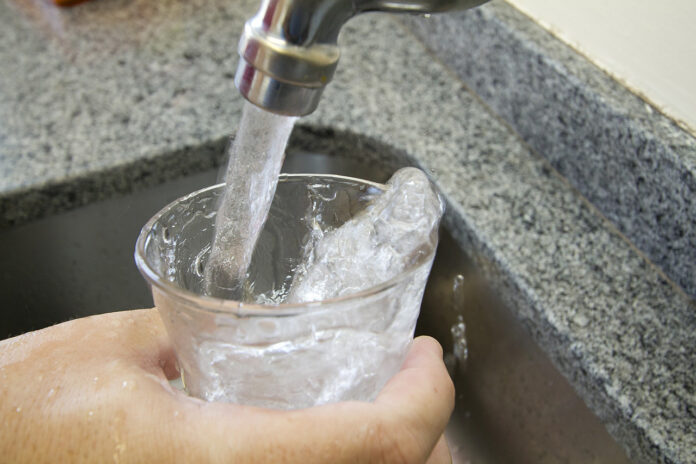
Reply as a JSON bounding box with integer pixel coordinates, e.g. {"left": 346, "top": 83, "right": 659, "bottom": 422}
{"left": 204, "top": 102, "right": 297, "bottom": 299}
{"left": 287, "top": 167, "right": 444, "bottom": 303}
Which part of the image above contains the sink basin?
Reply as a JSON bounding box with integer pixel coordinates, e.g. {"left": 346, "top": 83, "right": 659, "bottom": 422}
{"left": 0, "top": 130, "right": 632, "bottom": 463}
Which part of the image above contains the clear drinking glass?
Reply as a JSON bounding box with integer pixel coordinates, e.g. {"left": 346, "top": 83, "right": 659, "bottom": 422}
{"left": 135, "top": 174, "right": 438, "bottom": 410}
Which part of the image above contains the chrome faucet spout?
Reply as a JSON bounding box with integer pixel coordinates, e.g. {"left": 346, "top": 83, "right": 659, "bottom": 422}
{"left": 235, "top": 0, "right": 489, "bottom": 116}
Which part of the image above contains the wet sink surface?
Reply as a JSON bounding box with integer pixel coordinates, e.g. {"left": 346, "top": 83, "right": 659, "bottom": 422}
{"left": 0, "top": 149, "right": 632, "bottom": 463}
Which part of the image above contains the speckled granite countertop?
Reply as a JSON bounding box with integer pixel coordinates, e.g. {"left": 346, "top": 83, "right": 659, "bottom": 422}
{"left": 403, "top": 1, "right": 696, "bottom": 302}
{"left": 0, "top": 0, "right": 694, "bottom": 463}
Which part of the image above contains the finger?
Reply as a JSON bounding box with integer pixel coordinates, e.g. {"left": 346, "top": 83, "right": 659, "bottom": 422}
{"left": 374, "top": 336, "right": 455, "bottom": 459}
{"left": 377, "top": 336, "right": 454, "bottom": 417}
{"left": 426, "top": 434, "right": 451, "bottom": 464}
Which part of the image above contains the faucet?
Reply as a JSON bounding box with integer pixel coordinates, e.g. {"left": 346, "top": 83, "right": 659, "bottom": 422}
{"left": 235, "top": 0, "right": 489, "bottom": 116}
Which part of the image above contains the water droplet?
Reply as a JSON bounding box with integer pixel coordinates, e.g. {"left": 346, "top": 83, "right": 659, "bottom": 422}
{"left": 173, "top": 410, "right": 179, "bottom": 417}
{"left": 88, "top": 411, "right": 94, "bottom": 417}
{"left": 47, "top": 388, "right": 55, "bottom": 398}
{"left": 122, "top": 380, "right": 135, "bottom": 391}
{"left": 451, "top": 315, "right": 468, "bottom": 363}
{"left": 93, "top": 376, "right": 99, "bottom": 383}
{"left": 16, "top": 407, "right": 22, "bottom": 413}
{"left": 452, "top": 274, "right": 465, "bottom": 297}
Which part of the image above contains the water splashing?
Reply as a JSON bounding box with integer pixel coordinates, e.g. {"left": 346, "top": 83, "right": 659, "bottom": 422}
{"left": 445, "top": 274, "right": 468, "bottom": 376}
{"left": 451, "top": 314, "right": 468, "bottom": 363}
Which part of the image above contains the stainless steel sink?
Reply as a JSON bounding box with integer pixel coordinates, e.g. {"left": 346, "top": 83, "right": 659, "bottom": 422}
{"left": 0, "top": 133, "right": 632, "bottom": 463}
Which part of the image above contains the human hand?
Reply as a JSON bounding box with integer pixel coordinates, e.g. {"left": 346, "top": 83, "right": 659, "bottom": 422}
{"left": 0, "top": 309, "right": 454, "bottom": 463}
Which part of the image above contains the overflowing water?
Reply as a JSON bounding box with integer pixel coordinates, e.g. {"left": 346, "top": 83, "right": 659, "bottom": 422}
{"left": 287, "top": 167, "right": 443, "bottom": 303}
{"left": 204, "top": 102, "right": 297, "bottom": 299}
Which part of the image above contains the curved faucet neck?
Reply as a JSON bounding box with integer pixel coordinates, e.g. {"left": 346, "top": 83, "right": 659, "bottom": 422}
{"left": 235, "top": 0, "right": 489, "bottom": 116}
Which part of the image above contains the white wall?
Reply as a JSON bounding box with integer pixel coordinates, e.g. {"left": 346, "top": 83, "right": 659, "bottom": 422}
{"left": 506, "top": 0, "right": 696, "bottom": 134}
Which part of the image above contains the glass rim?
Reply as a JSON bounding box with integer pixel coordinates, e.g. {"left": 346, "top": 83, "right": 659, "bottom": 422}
{"left": 134, "top": 173, "right": 438, "bottom": 317}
